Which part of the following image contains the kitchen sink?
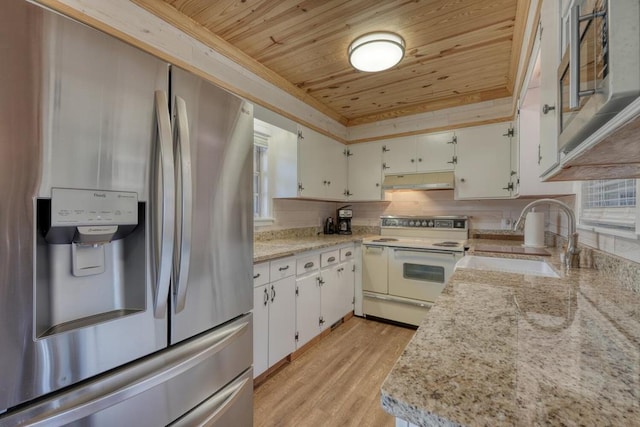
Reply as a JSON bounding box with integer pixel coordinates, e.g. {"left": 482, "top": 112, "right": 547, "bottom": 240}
{"left": 455, "top": 256, "right": 560, "bottom": 278}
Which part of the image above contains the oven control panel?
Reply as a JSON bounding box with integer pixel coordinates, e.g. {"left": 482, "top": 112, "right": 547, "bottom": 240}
{"left": 381, "top": 216, "right": 467, "bottom": 230}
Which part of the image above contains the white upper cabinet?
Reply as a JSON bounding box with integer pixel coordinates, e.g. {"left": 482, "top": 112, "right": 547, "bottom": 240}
{"left": 416, "top": 131, "right": 457, "bottom": 172}
{"left": 297, "top": 125, "right": 347, "bottom": 200}
{"left": 346, "top": 141, "right": 383, "bottom": 201}
{"left": 454, "top": 123, "right": 513, "bottom": 200}
{"left": 538, "top": 0, "right": 562, "bottom": 175}
{"left": 268, "top": 123, "right": 298, "bottom": 199}
{"left": 381, "top": 133, "right": 456, "bottom": 175}
{"left": 381, "top": 136, "right": 416, "bottom": 174}
{"left": 518, "top": 86, "right": 573, "bottom": 196}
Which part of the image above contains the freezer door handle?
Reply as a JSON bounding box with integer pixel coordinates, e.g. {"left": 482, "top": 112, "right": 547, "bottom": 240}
{"left": 169, "top": 371, "right": 252, "bottom": 427}
{"left": 173, "top": 96, "right": 193, "bottom": 313}
{"left": 152, "top": 90, "right": 175, "bottom": 317}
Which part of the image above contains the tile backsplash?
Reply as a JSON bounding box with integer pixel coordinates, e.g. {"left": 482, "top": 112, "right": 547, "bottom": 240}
{"left": 257, "top": 191, "right": 536, "bottom": 233}
{"left": 258, "top": 190, "right": 639, "bottom": 266}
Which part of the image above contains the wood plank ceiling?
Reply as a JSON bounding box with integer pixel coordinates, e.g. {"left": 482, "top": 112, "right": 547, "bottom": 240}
{"left": 133, "top": 0, "right": 530, "bottom": 126}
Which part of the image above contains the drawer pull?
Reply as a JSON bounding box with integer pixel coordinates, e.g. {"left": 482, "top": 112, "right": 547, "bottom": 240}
{"left": 304, "top": 261, "right": 315, "bottom": 269}
{"left": 345, "top": 251, "right": 352, "bottom": 257}
{"left": 279, "top": 265, "right": 290, "bottom": 271}
{"left": 253, "top": 273, "right": 260, "bottom": 279}
{"left": 327, "top": 256, "right": 336, "bottom": 263}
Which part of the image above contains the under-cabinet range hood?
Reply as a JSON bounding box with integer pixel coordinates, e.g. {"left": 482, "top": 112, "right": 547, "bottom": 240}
{"left": 382, "top": 172, "right": 455, "bottom": 190}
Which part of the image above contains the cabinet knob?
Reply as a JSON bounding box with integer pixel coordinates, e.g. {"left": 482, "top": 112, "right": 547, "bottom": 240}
{"left": 418, "top": 158, "right": 422, "bottom": 162}
{"left": 460, "top": 178, "right": 466, "bottom": 183}
{"left": 376, "top": 183, "right": 380, "bottom": 187}
{"left": 542, "top": 104, "right": 556, "bottom": 114}
{"left": 410, "top": 158, "right": 415, "bottom": 163}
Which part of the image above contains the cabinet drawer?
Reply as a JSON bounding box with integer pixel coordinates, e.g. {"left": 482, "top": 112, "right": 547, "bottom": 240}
{"left": 321, "top": 250, "right": 340, "bottom": 268}
{"left": 270, "top": 257, "right": 295, "bottom": 280}
{"left": 296, "top": 253, "right": 320, "bottom": 276}
{"left": 340, "top": 246, "right": 355, "bottom": 262}
{"left": 253, "top": 262, "right": 270, "bottom": 288}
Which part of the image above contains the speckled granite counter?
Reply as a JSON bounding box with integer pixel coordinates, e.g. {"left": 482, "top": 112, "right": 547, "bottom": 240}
{"left": 382, "top": 239, "right": 640, "bottom": 426}
{"left": 253, "top": 234, "right": 371, "bottom": 263}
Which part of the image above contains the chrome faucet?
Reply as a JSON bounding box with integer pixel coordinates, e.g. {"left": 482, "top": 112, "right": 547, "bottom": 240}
{"left": 514, "top": 198, "right": 581, "bottom": 269}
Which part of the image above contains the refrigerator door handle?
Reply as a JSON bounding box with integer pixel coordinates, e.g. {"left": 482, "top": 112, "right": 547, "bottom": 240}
{"left": 152, "top": 90, "right": 175, "bottom": 317}
{"left": 173, "top": 96, "right": 193, "bottom": 313}
{"left": 169, "top": 371, "right": 251, "bottom": 426}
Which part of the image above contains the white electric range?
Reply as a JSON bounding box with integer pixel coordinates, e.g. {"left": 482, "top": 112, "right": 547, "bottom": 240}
{"left": 361, "top": 216, "right": 468, "bottom": 326}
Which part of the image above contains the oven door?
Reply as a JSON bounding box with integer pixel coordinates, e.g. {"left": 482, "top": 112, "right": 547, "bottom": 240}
{"left": 388, "top": 248, "right": 461, "bottom": 302}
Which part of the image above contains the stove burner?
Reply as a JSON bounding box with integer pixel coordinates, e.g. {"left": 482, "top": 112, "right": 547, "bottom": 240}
{"left": 432, "top": 241, "right": 461, "bottom": 247}
{"left": 372, "top": 238, "right": 399, "bottom": 242}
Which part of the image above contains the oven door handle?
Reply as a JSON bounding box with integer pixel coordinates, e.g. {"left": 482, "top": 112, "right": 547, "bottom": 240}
{"left": 363, "top": 291, "right": 433, "bottom": 309}
{"left": 393, "top": 248, "right": 460, "bottom": 257}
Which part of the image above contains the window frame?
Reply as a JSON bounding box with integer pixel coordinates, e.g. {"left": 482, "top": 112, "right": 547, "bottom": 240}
{"left": 576, "top": 179, "right": 640, "bottom": 239}
{"left": 253, "top": 132, "right": 274, "bottom": 225}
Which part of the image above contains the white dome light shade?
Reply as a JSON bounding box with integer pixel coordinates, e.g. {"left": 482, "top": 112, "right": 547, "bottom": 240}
{"left": 348, "top": 32, "right": 405, "bottom": 72}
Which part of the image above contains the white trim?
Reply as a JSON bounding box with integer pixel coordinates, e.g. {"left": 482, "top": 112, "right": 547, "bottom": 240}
{"left": 253, "top": 218, "right": 275, "bottom": 227}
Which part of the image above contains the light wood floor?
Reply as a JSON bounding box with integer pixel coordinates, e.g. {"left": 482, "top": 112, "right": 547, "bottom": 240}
{"left": 253, "top": 317, "right": 415, "bottom": 427}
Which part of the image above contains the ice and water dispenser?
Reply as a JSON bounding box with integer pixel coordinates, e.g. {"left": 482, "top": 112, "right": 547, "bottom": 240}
{"left": 35, "top": 188, "right": 146, "bottom": 337}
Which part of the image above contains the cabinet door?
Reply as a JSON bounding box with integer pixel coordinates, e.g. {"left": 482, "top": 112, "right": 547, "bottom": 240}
{"left": 538, "top": 0, "right": 561, "bottom": 174}
{"left": 347, "top": 141, "right": 383, "bottom": 201}
{"left": 297, "top": 126, "right": 328, "bottom": 198}
{"left": 269, "top": 125, "right": 299, "bottom": 198}
{"left": 325, "top": 140, "right": 348, "bottom": 200}
{"left": 339, "top": 259, "right": 355, "bottom": 317}
{"left": 455, "top": 123, "right": 512, "bottom": 199}
{"left": 416, "top": 131, "right": 456, "bottom": 172}
{"left": 268, "top": 276, "right": 296, "bottom": 366}
{"left": 253, "top": 285, "right": 269, "bottom": 378}
{"left": 381, "top": 136, "right": 417, "bottom": 174}
{"left": 320, "top": 265, "right": 342, "bottom": 330}
{"left": 295, "top": 273, "right": 321, "bottom": 349}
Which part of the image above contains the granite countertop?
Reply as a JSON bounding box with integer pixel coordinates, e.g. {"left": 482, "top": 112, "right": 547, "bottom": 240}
{"left": 253, "top": 233, "right": 371, "bottom": 263}
{"left": 381, "top": 239, "right": 640, "bottom": 426}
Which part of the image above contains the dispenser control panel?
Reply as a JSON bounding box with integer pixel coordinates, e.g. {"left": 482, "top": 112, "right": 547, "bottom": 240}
{"left": 51, "top": 188, "right": 138, "bottom": 227}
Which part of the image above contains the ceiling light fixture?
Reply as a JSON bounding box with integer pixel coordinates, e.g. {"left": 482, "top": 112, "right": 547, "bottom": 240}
{"left": 348, "top": 32, "right": 405, "bottom": 72}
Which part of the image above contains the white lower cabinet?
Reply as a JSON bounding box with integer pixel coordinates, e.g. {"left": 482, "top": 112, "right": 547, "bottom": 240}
{"left": 253, "top": 259, "right": 296, "bottom": 378}
{"left": 295, "top": 271, "right": 321, "bottom": 349}
{"left": 255, "top": 245, "right": 356, "bottom": 369}
{"left": 294, "top": 244, "right": 355, "bottom": 350}
{"left": 319, "top": 249, "right": 342, "bottom": 330}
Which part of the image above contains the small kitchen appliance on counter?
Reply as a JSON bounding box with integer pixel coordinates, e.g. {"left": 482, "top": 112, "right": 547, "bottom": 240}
{"left": 324, "top": 216, "right": 335, "bottom": 234}
{"left": 361, "top": 216, "right": 468, "bottom": 326}
{"left": 337, "top": 205, "right": 353, "bottom": 235}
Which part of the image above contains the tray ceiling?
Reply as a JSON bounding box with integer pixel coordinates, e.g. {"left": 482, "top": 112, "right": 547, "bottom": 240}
{"left": 134, "top": 0, "right": 530, "bottom": 126}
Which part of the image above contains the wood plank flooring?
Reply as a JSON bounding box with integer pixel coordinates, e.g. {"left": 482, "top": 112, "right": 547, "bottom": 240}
{"left": 254, "top": 317, "right": 415, "bottom": 427}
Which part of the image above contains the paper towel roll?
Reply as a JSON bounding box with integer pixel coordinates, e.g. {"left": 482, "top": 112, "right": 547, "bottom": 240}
{"left": 524, "top": 211, "right": 545, "bottom": 248}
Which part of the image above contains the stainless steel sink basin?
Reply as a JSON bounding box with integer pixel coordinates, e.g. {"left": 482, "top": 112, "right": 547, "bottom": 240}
{"left": 455, "top": 256, "right": 560, "bottom": 278}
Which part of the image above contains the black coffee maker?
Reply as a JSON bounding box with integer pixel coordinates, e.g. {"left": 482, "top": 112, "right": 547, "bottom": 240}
{"left": 336, "top": 205, "right": 352, "bottom": 235}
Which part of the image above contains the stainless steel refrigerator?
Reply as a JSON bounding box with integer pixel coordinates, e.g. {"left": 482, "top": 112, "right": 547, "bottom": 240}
{"left": 0, "top": 0, "right": 254, "bottom": 425}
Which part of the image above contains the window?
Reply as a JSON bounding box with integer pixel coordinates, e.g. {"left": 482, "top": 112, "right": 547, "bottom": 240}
{"left": 253, "top": 132, "right": 270, "bottom": 220}
{"left": 579, "top": 179, "right": 638, "bottom": 234}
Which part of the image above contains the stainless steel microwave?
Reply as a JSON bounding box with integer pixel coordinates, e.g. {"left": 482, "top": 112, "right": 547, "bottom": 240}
{"left": 558, "top": 0, "right": 640, "bottom": 154}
